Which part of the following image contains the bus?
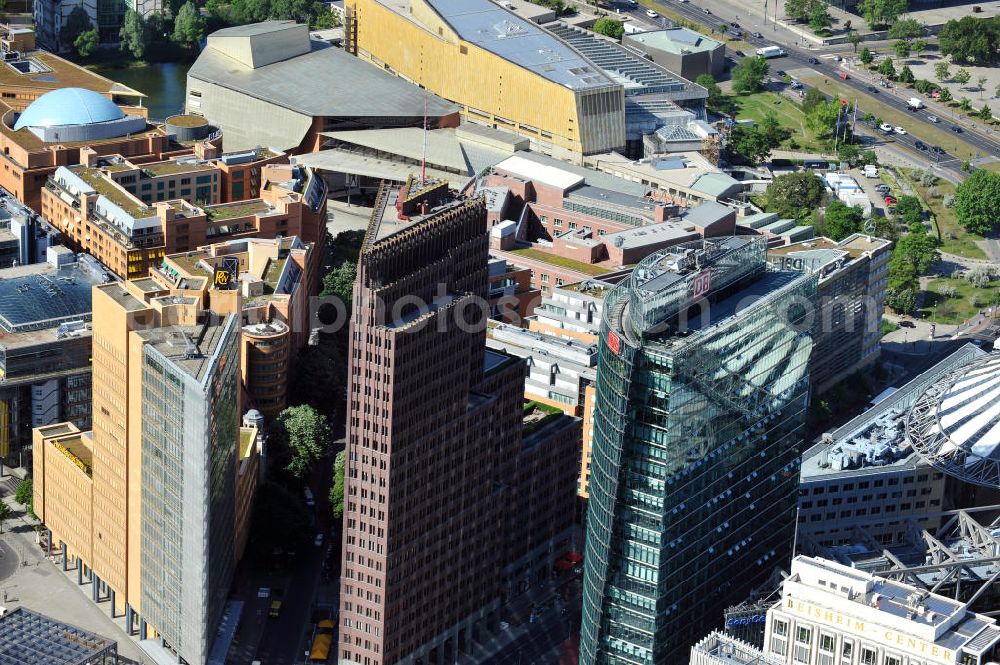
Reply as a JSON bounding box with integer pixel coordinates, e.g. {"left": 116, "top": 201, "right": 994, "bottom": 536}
{"left": 309, "top": 619, "right": 335, "bottom": 662}
{"left": 755, "top": 46, "right": 786, "bottom": 58}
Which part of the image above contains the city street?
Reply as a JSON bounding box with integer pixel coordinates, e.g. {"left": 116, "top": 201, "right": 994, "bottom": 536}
{"left": 616, "top": 0, "right": 1000, "bottom": 175}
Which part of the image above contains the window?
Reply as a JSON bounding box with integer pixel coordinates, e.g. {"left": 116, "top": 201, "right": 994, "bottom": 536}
{"left": 773, "top": 621, "right": 788, "bottom": 637}
{"left": 820, "top": 634, "right": 835, "bottom": 651}
{"left": 884, "top": 656, "right": 901, "bottom": 665}
{"left": 771, "top": 637, "right": 787, "bottom": 657}
{"left": 797, "top": 627, "right": 811, "bottom": 644}
{"left": 794, "top": 644, "right": 811, "bottom": 663}
{"left": 569, "top": 222, "right": 577, "bottom": 230}
{"left": 554, "top": 219, "right": 563, "bottom": 227}
{"left": 860, "top": 647, "right": 877, "bottom": 665}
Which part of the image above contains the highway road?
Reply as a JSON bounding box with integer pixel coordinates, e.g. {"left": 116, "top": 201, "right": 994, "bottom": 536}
{"left": 616, "top": 0, "right": 1000, "bottom": 175}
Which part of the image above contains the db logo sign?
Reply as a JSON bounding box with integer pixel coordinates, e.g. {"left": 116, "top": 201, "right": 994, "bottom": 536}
{"left": 691, "top": 269, "right": 712, "bottom": 302}
{"left": 607, "top": 330, "right": 622, "bottom": 356}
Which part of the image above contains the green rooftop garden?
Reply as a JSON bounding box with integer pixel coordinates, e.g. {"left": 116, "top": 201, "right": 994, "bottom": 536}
{"left": 72, "top": 166, "right": 149, "bottom": 217}
{"left": 206, "top": 200, "right": 271, "bottom": 222}
{"left": 509, "top": 247, "right": 611, "bottom": 276}
{"left": 522, "top": 400, "right": 564, "bottom": 436}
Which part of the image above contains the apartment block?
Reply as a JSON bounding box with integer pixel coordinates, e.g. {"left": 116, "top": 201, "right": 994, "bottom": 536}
{"left": 33, "top": 279, "right": 254, "bottom": 665}
{"left": 768, "top": 234, "right": 891, "bottom": 395}
{"left": 151, "top": 235, "right": 316, "bottom": 417}
{"left": 41, "top": 157, "right": 326, "bottom": 280}
{"left": 337, "top": 178, "right": 580, "bottom": 664}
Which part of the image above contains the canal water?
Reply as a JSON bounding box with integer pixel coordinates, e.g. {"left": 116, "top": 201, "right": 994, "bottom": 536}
{"left": 93, "top": 61, "right": 192, "bottom": 121}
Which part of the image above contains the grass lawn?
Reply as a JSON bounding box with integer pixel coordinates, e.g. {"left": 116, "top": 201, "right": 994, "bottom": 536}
{"left": 978, "top": 161, "right": 1000, "bottom": 173}
{"left": 898, "top": 170, "right": 988, "bottom": 260}
{"left": 732, "top": 91, "right": 828, "bottom": 152}
{"left": 799, "top": 75, "right": 982, "bottom": 161}
{"left": 921, "top": 277, "right": 1000, "bottom": 324}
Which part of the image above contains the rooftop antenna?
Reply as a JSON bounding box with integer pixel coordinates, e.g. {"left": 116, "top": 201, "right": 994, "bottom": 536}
{"left": 421, "top": 94, "right": 428, "bottom": 186}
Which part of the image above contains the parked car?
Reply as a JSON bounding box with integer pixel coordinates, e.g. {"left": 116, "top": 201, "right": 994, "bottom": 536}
{"left": 730, "top": 21, "right": 740, "bottom": 27}
{"left": 951, "top": 125, "right": 964, "bottom": 133}
{"left": 752, "top": 31, "right": 763, "bottom": 38}
{"left": 775, "top": 70, "right": 787, "bottom": 77}
{"left": 915, "top": 140, "right": 927, "bottom": 150}
{"left": 884, "top": 196, "right": 898, "bottom": 204}
{"left": 927, "top": 115, "right": 940, "bottom": 123}
{"left": 645, "top": 8, "right": 658, "bottom": 17}
{"left": 893, "top": 126, "right": 907, "bottom": 134}
{"left": 898, "top": 320, "right": 916, "bottom": 328}
{"left": 734, "top": 50, "right": 746, "bottom": 57}
{"left": 932, "top": 145, "right": 946, "bottom": 154}
{"left": 808, "top": 57, "right": 819, "bottom": 64}
{"left": 838, "top": 72, "right": 849, "bottom": 80}
{"left": 879, "top": 123, "right": 894, "bottom": 132}
{"left": 874, "top": 184, "right": 890, "bottom": 192}
{"left": 790, "top": 80, "right": 802, "bottom": 89}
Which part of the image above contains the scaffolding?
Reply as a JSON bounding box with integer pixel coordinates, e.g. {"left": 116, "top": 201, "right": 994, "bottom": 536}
{"left": 0, "top": 607, "right": 118, "bottom": 665}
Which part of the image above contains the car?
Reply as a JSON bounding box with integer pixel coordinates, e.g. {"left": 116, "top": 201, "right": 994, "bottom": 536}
{"left": 314, "top": 533, "right": 324, "bottom": 547}
{"left": 730, "top": 21, "right": 739, "bottom": 27}
{"left": 951, "top": 125, "right": 964, "bottom": 133}
{"left": 915, "top": 141, "right": 927, "bottom": 150}
{"left": 790, "top": 80, "right": 802, "bottom": 89}
{"left": 874, "top": 184, "right": 890, "bottom": 192}
{"left": 898, "top": 320, "right": 916, "bottom": 328}
{"left": 838, "top": 72, "right": 849, "bottom": 80}
{"left": 734, "top": 50, "right": 745, "bottom": 57}
{"left": 884, "top": 196, "right": 898, "bottom": 205}
{"left": 893, "top": 126, "right": 906, "bottom": 135}
{"left": 927, "top": 115, "right": 939, "bottom": 123}
{"left": 269, "top": 600, "right": 283, "bottom": 618}
{"left": 833, "top": 55, "right": 842, "bottom": 62}
{"left": 752, "top": 31, "right": 763, "bottom": 38}
{"left": 808, "top": 57, "right": 819, "bottom": 64}
{"left": 879, "top": 123, "right": 894, "bottom": 132}
{"left": 932, "top": 145, "right": 946, "bottom": 154}
{"left": 645, "top": 8, "right": 658, "bottom": 17}
{"left": 703, "top": 7, "right": 711, "bottom": 13}
{"left": 775, "top": 70, "right": 787, "bottom": 77}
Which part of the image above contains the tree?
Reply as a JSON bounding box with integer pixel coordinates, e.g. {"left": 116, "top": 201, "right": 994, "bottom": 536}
{"left": 120, "top": 8, "right": 150, "bottom": 59}
{"left": 0, "top": 501, "right": 9, "bottom": 534}
{"left": 848, "top": 31, "right": 863, "bottom": 53}
{"left": 956, "top": 169, "right": 1000, "bottom": 234}
{"left": 894, "top": 195, "right": 923, "bottom": 225}
{"left": 61, "top": 6, "right": 93, "bottom": 51}
{"left": 889, "top": 17, "right": 924, "bottom": 39}
{"left": 939, "top": 15, "right": 1000, "bottom": 64}
{"left": 823, "top": 200, "right": 864, "bottom": 240}
{"left": 837, "top": 142, "right": 861, "bottom": 165}
{"left": 695, "top": 74, "right": 727, "bottom": 114}
{"left": 877, "top": 57, "right": 897, "bottom": 80}
{"left": 320, "top": 260, "right": 356, "bottom": 305}
{"left": 898, "top": 65, "right": 915, "bottom": 84}
{"left": 732, "top": 56, "right": 769, "bottom": 93}
{"left": 330, "top": 450, "right": 345, "bottom": 520}
{"left": 765, "top": 172, "right": 825, "bottom": 220}
{"left": 15, "top": 478, "right": 32, "bottom": 508}
{"left": 859, "top": 47, "right": 874, "bottom": 65}
{"left": 172, "top": 1, "right": 206, "bottom": 48}
{"left": 980, "top": 104, "right": 993, "bottom": 121}
{"left": 785, "top": 0, "right": 813, "bottom": 22}
{"left": 886, "top": 287, "right": 918, "bottom": 314}
{"left": 593, "top": 17, "right": 624, "bottom": 40}
{"left": 802, "top": 86, "right": 827, "bottom": 114}
{"left": 978, "top": 76, "right": 989, "bottom": 98}
{"left": 809, "top": 2, "right": 832, "bottom": 32}
{"left": 273, "top": 405, "right": 331, "bottom": 480}
{"left": 894, "top": 39, "right": 911, "bottom": 59}
{"left": 729, "top": 125, "right": 774, "bottom": 166}
{"left": 914, "top": 78, "right": 932, "bottom": 93}
{"left": 894, "top": 232, "right": 939, "bottom": 276}
{"left": 857, "top": 0, "right": 908, "bottom": 29}
{"left": 934, "top": 61, "right": 951, "bottom": 83}
{"left": 939, "top": 87, "right": 952, "bottom": 102}
{"left": 912, "top": 39, "right": 928, "bottom": 56}
{"left": 74, "top": 27, "right": 98, "bottom": 57}
{"left": 807, "top": 100, "right": 844, "bottom": 137}
{"left": 959, "top": 97, "right": 973, "bottom": 112}
{"left": 954, "top": 68, "right": 972, "bottom": 87}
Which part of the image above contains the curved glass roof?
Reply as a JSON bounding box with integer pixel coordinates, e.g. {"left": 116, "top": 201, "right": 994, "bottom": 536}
{"left": 906, "top": 352, "right": 1000, "bottom": 488}
{"left": 13, "top": 88, "right": 125, "bottom": 130}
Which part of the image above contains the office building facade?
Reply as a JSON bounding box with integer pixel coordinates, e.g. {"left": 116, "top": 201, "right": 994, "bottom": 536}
{"left": 763, "top": 556, "right": 1000, "bottom": 665}
{"left": 337, "top": 179, "right": 579, "bottom": 664}
{"left": 33, "top": 280, "right": 253, "bottom": 665}
{"left": 581, "top": 237, "right": 817, "bottom": 663}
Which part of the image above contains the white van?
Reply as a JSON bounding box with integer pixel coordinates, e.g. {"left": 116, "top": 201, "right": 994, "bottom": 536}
{"left": 863, "top": 165, "right": 879, "bottom": 178}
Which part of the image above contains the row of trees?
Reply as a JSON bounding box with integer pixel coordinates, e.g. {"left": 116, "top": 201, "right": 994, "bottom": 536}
{"left": 784, "top": 0, "right": 832, "bottom": 33}
{"left": 938, "top": 16, "right": 1000, "bottom": 65}
{"left": 60, "top": 2, "right": 207, "bottom": 58}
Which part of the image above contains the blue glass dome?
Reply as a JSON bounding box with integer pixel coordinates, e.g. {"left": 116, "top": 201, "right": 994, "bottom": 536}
{"left": 13, "top": 88, "right": 125, "bottom": 131}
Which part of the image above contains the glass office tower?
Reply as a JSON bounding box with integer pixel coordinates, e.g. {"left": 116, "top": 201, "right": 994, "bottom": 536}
{"left": 580, "top": 237, "right": 817, "bottom": 664}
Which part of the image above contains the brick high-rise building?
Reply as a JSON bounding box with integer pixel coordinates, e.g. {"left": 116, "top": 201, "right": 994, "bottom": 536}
{"left": 337, "top": 178, "right": 580, "bottom": 665}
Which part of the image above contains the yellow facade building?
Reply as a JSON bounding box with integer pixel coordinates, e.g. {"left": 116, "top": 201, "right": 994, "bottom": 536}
{"left": 344, "top": 0, "right": 625, "bottom": 159}
{"left": 33, "top": 280, "right": 254, "bottom": 665}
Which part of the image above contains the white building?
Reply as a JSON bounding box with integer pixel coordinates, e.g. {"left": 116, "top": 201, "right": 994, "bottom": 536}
{"left": 691, "top": 631, "right": 784, "bottom": 665}
{"left": 764, "top": 556, "right": 1000, "bottom": 665}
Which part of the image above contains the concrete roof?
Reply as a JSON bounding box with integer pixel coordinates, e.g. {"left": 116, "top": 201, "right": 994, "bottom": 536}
{"left": 320, "top": 127, "right": 512, "bottom": 174}
{"left": 188, "top": 39, "right": 458, "bottom": 119}
{"left": 625, "top": 28, "right": 723, "bottom": 56}
{"left": 500, "top": 151, "right": 648, "bottom": 197}
{"left": 603, "top": 222, "right": 695, "bottom": 249}
{"left": 291, "top": 148, "right": 473, "bottom": 189}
